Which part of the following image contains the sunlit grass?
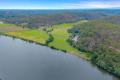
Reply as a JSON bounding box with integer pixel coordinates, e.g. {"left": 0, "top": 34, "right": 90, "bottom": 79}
{"left": 48, "top": 22, "right": 91, "bottom": 59}
{"left": 6, "top": 30, "right": 49, "bottom": 44}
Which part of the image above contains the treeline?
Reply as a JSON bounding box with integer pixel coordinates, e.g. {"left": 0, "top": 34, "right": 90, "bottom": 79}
{"left": 1, "top": 9, "right": 120, "bottom": 28}
{"left": 0, "top": 13, "right": 105, "bottom": 28}
{"left": 45, "top": 34, "right": 54, "bottom": 45}
{"left": 69, "top": 17, "right": 120, "bottom": 77}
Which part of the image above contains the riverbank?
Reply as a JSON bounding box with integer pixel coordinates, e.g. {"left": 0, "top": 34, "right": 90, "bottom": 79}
{"left": 2, "top": 32, "right": 91, "bottom": 60}
{"left": 1, "top": 21, "right": 91, "bottom": 60}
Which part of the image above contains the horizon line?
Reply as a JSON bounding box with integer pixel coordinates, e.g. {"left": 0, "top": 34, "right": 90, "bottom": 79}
{"left": 0, "top": 8, "right": 120, "bottom": 10}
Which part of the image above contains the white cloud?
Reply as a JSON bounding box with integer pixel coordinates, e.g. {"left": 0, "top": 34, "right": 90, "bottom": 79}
{"left": 62, "top": 1, "right": 120, "bottom": 9}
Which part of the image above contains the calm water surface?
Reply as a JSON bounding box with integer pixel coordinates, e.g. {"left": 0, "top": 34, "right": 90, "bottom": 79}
{"left": 0, "top": 36, "right": 119, "bottom": 80}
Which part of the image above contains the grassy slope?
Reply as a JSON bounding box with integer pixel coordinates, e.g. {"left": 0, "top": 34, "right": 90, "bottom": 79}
{"left": 0, "top": 24, "right": 49, "bottom": 44}
{"left": 6, "top": 30, "right": 49, "bottom": 44}
{"left": 48, "top": 22, "right": 91, "bottom": 59}
{"left": 0, "top": 24, "right": 15, "bottom": 27}
{"left": 49, "top": 24, "right": 79, "bottom": 52}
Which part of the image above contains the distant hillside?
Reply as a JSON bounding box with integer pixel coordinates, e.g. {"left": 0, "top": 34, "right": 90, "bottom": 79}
{"left": 102, "top": 16, "right": 120, "bottom": 25}
{"left": 69, "top": 19, "right": 120, "bottom": 77}
{"left": 1, "top": 9, "right": 120, "bottom": 28}
{"left": 0, "top": 13, "right": 107, "bottom": 28}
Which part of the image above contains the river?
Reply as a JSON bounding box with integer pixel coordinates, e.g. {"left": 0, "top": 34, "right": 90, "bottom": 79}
{"left": 0, "top": 35, "right": 119, "bottom": 80}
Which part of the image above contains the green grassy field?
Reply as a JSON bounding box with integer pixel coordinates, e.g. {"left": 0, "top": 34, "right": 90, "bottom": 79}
{"left": 0, "top": 24, "right": 49, "bottom": 44}
{"left": 6, "top": 30, "right": 49, "bottom": 44}
{"left": 48, "top": 23, "right": 91, "bottom": 59}
{"left": 49, "top": 24, "right": 79, "bottom": 52}
{"left": 0, "top": 24, "right": 15, "bottom": 27}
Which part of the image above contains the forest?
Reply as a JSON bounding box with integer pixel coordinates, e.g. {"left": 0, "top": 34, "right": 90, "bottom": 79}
{"left": 69, "top": 16, "right": 120, "bottom": 77}
{"left": 0, "top": 9, "right": 120, "bottom": 28}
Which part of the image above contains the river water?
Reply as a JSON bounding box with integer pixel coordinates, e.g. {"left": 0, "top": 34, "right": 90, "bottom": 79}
{"left": 0, "top": 36, "right": 119, "bottom": 80}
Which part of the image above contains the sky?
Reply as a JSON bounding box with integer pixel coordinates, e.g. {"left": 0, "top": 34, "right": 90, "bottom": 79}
{"left": 0, "top": 0, "right": 120, "bottom": 9}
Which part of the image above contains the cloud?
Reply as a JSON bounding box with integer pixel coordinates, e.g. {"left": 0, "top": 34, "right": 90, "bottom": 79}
{"left": 62, "top": 1, "right": 120, "bottom": 9}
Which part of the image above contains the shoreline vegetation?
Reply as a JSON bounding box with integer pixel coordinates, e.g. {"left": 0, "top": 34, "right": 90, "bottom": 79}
{"left": 0, "top": 21, "right": 120, "bottom": 78}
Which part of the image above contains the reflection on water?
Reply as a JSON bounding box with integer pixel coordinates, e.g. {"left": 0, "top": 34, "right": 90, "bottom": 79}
{"left": 0, "top": 35, "right": 119, "bottom": 80}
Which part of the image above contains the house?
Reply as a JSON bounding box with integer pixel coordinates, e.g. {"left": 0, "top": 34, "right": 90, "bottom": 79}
{"left": 72, "top": 35, "right": 79, "bottom": 42}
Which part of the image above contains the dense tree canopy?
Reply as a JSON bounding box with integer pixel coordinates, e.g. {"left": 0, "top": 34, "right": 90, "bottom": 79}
{"left": 69, "top": 18, "right": 120, "bottom": 77}
{"left": 1, "top": 9, "right": 120, "bottom": 28}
